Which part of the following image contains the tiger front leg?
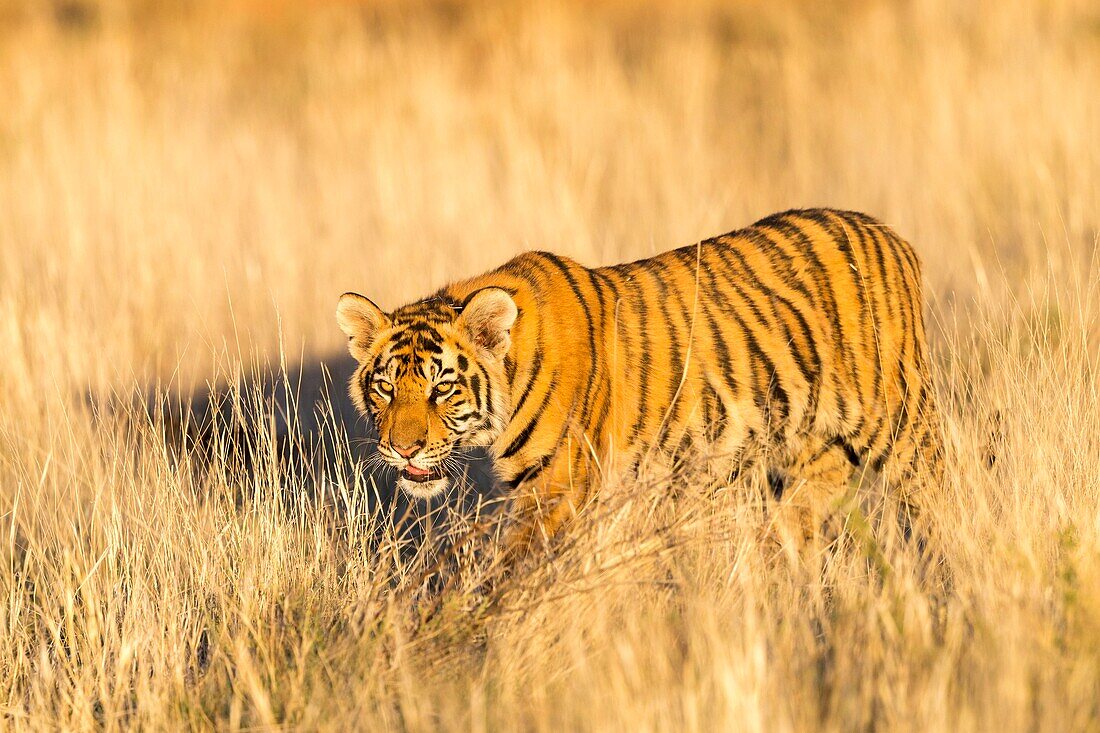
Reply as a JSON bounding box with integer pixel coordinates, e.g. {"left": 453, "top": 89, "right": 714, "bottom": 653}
{"left": 497, "top": 451, "right": 595, "bottom": 565}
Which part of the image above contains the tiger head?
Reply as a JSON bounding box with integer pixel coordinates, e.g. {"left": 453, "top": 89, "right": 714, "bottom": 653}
{"left": 336, "top": 288, "right": 517, "bottom": 499}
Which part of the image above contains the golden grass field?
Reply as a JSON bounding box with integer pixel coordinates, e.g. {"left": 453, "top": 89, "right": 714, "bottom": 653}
{"left": 1, "top": 0, "right": 1098, "bottom": 729}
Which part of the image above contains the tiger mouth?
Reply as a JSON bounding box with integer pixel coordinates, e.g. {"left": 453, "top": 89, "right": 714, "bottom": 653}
{"left": 400, "top": 466, "right": 445, "bottom": 483}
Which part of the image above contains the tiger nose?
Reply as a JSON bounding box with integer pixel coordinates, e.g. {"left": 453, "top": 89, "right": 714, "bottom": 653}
{"left": 391, "top": 441, "right": 423, "bottom": 459}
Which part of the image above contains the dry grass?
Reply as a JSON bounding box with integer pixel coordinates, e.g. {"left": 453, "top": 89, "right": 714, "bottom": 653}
{"left": 1, "top": 0, "right": 1099, "bottom": 729}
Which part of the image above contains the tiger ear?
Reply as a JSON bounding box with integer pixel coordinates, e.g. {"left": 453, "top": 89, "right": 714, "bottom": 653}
{"left": 336, "top": 292, "right": 390, "bottom": 362}
{"left": 457, "top": 288, "right": 517, "bottom": 357}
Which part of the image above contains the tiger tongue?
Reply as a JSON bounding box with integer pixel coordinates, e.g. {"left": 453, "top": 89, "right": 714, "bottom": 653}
{"left": 404, "top": 465, "right": 431, "bottom": 477}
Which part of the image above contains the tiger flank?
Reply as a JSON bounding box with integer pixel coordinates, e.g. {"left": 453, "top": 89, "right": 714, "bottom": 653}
{"left": 337, "top": 209, "right": 945, "bottom": 557}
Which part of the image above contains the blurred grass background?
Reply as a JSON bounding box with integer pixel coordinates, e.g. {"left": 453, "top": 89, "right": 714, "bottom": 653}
{"left": 1, "top": 0, "right": 1095, "bottom": 388}
{"left": 0, "top": 0, "right": 1098, "bottom": 729}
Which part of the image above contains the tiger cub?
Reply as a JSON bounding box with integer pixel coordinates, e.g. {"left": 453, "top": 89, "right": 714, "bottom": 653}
{"left": 337, "top": 209, "right": 944, "bottom": 553}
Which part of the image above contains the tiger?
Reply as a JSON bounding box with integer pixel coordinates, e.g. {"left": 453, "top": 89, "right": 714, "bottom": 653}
{"left": 336, "top": 208, "right": 945, "bottom": 555}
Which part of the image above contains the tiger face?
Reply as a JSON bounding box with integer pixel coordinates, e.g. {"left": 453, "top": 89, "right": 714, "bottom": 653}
{"left": 336, "top": 288, "right": 517, "bottom": 499}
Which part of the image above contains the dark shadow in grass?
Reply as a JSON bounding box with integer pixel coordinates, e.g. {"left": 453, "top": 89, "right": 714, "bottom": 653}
{"left": 94, "top": 351, "right": 502, "bottom": 550}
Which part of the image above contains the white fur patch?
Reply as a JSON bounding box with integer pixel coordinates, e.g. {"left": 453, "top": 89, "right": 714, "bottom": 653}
{"left": 397, "top": 476, "right": 450, "bottom": 500}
